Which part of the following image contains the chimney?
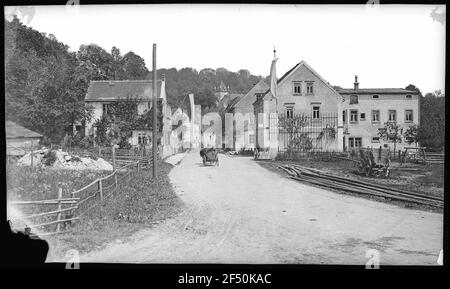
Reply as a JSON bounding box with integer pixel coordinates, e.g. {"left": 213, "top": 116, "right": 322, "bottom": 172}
{"left": 354, "top": 75, "right": 359, "bottom": 90}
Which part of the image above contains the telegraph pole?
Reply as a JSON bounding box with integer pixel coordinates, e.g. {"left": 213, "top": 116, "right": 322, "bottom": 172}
{"left": 152, "top": 43, "right": 157, "bottom": 178}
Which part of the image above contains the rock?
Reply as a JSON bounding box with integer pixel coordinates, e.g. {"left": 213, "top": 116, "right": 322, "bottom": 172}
{"left": 17, "top": 149, "right": 114, "bottom": 171}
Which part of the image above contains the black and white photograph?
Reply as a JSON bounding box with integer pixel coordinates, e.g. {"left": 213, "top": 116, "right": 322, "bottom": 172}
{"left": 2, "top": 1, "right": 446, "bottom": 274}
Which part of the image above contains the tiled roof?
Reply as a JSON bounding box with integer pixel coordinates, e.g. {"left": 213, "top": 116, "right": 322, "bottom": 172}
{"left": 85, "top": 80, "right": 163, "bottom": 101}
{"left": 336, "top": 88, "right": 418, "bottom": 94}
{"left": 218, "top": 93, "right": 243, "bottom": 110}
{"left": 5, "top": 121, "right": 43, "bottom": 139}
{"left": 225, "top": 95, "right": 242, "bottom": 111}
{"left": 232, "top": 79, "right": 269, "bottom": 111}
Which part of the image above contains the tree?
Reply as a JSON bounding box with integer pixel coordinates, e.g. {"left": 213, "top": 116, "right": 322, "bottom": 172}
{"left": 418, "top": 90, "right": 445, "bottom": 149}
{"left": 403, "top": 124, "right": 419, "bottom": 145}
{"left": 378, "top": 121, "right": 403, "bottom": 154}
{"left": 121, "top": 51, "right": 149, "bottom": 80}
{"left": 405, "top": 84, "right": 422, "bottom": 97}
{"left": 5, "top": 17, "right": 94, "bottom": 142}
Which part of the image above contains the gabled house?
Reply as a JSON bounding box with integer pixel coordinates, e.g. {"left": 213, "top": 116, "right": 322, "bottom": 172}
{"left": 253, "top": 60, "right": 343, "bottom": 154}
{"left": 224, "top": 79, "right": 269, "bottom": 150}
{"left": 84, "top": 79, "right": 171, "bottom": 150}
{"left": 251, "top": 60, "right": 420, "bottom": 156}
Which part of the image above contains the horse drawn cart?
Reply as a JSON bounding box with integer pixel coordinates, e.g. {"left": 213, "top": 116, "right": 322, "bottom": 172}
{"left": 200, "top": 148, "right": 219, "bottom": 166}
{"left": 356, "top": 149, "right": 391, "bottom": 178}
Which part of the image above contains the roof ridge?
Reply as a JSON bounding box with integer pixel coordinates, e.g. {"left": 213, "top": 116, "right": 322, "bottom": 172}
{"left": 90, "top": 79, "right": 162, "bottom": 83}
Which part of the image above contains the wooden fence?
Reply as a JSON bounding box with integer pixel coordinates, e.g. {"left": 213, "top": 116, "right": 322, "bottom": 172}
{"left": 347, "top": 146, "right": 403, "bottom": 162}
{"left": 8, "top": 153, "right": 143, "bottom": 236}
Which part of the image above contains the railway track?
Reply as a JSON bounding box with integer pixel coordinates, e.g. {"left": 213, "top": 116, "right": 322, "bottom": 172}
{"left": 277, "top": 164, "right": 444, "bottom": 208}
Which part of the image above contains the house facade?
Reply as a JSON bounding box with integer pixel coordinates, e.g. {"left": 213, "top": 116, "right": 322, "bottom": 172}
{"left": 84, "top": 79, "right": 173, "bottom": 156}
{"left": 224, "top": 79, "right": 269, "bottom": 150}
{"left": 253, "top": 61, "right": 343, "bottom": 155}
{"left": 250, "top": 60, "right": 419, "bottom": 155}
{"left": 337, "top": 76, "right": 420, "bottom": 151}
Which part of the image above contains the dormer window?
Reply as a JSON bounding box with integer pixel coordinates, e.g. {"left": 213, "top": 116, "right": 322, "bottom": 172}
{"left": 372, "top": 95, "right": 379, "bottom": 99}
{"left": 350, "top": 95, "right": 359, "bottom": 104}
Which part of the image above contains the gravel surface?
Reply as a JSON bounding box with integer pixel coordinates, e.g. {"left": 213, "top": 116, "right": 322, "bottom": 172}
{"left": 80, "top": 151, "right": 443, "bottom": 265}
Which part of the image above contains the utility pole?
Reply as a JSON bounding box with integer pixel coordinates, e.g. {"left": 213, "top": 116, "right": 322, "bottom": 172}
{"left": 152, "top": 43, "right": 157, "bottom": 178}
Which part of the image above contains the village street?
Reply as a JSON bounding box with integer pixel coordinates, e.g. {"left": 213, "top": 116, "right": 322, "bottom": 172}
{"left": 80, "top": 151, "right": 443, "bottom": 265}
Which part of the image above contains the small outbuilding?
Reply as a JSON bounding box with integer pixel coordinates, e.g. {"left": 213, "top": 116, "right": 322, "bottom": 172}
{"left": 5, "top": 121, "right": 43, "bottom": 157}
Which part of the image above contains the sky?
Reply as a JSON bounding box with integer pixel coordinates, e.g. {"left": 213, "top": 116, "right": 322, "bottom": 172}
{"left": 5, "top": 4, "right": 446, "bottom": 94}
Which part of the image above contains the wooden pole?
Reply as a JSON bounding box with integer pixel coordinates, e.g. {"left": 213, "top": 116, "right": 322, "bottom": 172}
{"left": 152, "top": 43, "right": 157, "bottom": 178}
{"left": 56, "top": 186, "right": 63, "bottom": 232}
{"left": 98, "top": 179, "right": 103, "bottom": 201}
{"left": 30, "top": 141, "right": 34, "bottom": 168}
{"left": 112, "top": 146, "right": 118, "bottom": 189}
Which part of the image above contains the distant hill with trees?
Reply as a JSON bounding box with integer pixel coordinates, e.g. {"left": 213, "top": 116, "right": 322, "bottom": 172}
{"left": 5, "top": 17, "right": 265, "bottom": 143}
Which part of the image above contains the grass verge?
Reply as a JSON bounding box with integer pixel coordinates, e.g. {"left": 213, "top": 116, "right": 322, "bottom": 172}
{"left": 42, "top": 161, "right": 183, "bottom": 261}
{"left": 256, "top": 158, "right": 443, "bottom": 213}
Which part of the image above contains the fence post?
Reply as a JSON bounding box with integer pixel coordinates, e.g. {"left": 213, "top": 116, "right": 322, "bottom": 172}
{"left": 30, "top": 142, "right": 34, "bottom": 168}
{"left": 98, "top": 179, "right": 103, "bottom": 201}
{"left": 112, "top": 146, "right": 118, "bottom": 190}
{"left": 112, "top": 146, "right": 116, "bottom": 171}
{"left": 56, "top": 186, "right": 63, "bottom": 232}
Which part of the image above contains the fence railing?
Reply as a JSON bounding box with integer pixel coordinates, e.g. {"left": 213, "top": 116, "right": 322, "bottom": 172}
{"left": 278, "top": 112, "right": 339, "bottom": 153}
{"left": 8, "top": 152, "right": 143, "bottom": 236}
{"left": 9, "top": 187, "right": 80, "bottom": 236}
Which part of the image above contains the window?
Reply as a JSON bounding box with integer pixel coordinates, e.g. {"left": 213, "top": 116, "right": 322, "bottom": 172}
{"left": 350, "top": 110, "right": 358, "bottom": 122}
{"left": 306, "top": 82, "right": 314, "bottom": 94}
{"left": 373, "top": 95, "right": 379, "bottom": 99}
{"left": 342, "top": 110, "right": 346, "bottom": 122}
{"left": 405, "top": 110, "right": 413, "bottom": 122}
{"left": 360, "top": 113, "right": 366, "bottom": 121}
{"left": 350, "top": 95, "right": 359, "bottom": 104}
{"left": 406, "top": 94, "right": 412, "bottom": 99}
{"left": 286, "top": 106, "right": 294, "bottom": 119}
{"left": 372, "top": 137, "right": 380, "bottom": 143}
{"left": 293, "top": 82, "right": 302, "bottom": 95}
{"left": 349, "top": 137, "right": 362, "bottom": 148}
{"left": 249, "top": 134, "right": 255, "bottom": 144}
{"left": 372, "top": 110, "right": 380, "bottom": 122}
{"left": 388, "top": 110, "right": 397, "bottom": 122}
{"left": 102, "top": 103, "right": 111, "bottom": 115}
{"left": 137, "top": 132, "right": 148, "bottom": 145}
{"left": 312, "top": 106, "right": 320, "bottom": 119}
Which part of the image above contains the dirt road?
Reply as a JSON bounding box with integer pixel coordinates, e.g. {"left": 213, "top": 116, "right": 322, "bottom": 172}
{"left": 81, "top": 151, "right": 443, "bottom": 265}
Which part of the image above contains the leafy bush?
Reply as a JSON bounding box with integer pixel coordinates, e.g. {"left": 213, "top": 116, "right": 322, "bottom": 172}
{"left": 79, "top": 135, "right": 94, "bottom": 149}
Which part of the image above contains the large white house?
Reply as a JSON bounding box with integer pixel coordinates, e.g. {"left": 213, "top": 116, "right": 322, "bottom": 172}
{"left": 249, "top": 60, "right": 419, "bottom": 155}
{"left": 84, "top": 79, "right": 173, "bottom": 156}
